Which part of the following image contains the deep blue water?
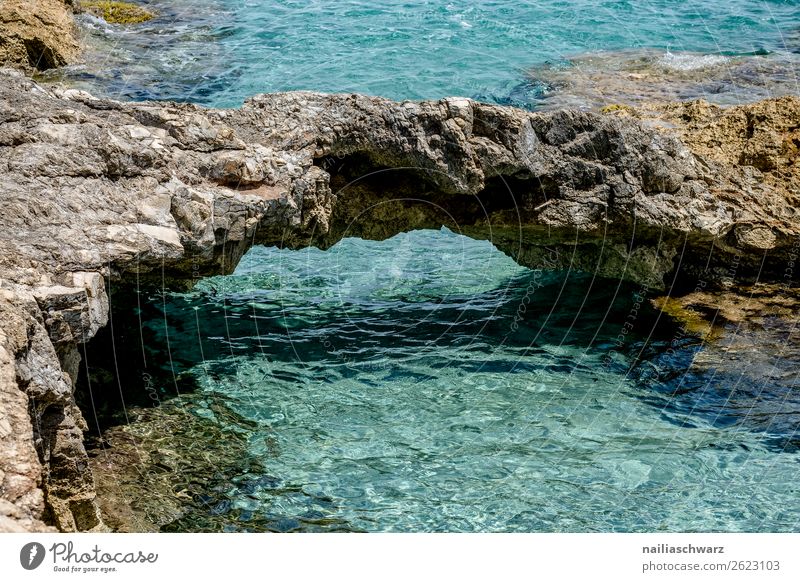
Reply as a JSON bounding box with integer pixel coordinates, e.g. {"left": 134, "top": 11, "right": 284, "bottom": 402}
{"left": 62, "top": 0, "right": 800, "bottom": 107}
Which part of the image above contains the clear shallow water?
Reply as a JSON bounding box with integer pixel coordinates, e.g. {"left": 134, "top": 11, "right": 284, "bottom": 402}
{"left": 56, "top": 0, "right": 800, "bottom": 107}
{"left": 107, "top": 230, "right": 800, "bottom": 532}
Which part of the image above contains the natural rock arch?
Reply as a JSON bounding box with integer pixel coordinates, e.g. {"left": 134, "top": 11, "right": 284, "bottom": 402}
{"left": 0, "top": 69, "right": 798, "bottom": 531}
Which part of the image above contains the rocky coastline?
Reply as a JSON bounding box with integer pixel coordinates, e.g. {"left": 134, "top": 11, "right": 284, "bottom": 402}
{"left": 0, "top": 0, "right": 155, "bottom": 75}
{"left": 0, "top": 1, "right": 798, "bottom": 532}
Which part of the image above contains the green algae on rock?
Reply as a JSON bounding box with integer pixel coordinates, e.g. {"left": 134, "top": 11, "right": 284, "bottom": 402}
{"left": 87, "top": 398, "right": 255, "bottom": 532}
{"left": 81, "top": 1, "right": 155, "bottom": 24}
{"left": 599, "top": 103, "right": 636, "bottom": 115}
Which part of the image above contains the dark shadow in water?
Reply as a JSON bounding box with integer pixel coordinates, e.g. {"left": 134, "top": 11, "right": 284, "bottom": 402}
{"left": 77, "top": 259, "right": 799, "bottom": 452}
{"left": 76, "top": 268, "right": 680, "bottom": 432}
{"left": 628, "top": 316, "right": 800, "bottom": 454}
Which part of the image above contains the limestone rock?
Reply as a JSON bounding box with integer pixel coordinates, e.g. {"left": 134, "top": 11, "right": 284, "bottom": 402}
{"left": 637, "top": 97, "right": 800, "bottom": 209}
{"left": 0, "top": 0, "right": 79, "bottom": 71}
{"left": 0, "top": 290, "right": 102, "bottom": 532}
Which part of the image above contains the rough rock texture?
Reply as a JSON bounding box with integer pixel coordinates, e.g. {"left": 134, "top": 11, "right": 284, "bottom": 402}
{"left": 0, "top": 67, "right": 797, "bottom": 530}
{"left": 0, "top": 0, "right": 80, "bottom": 72}
{"left": 638, "top": 98, "right": 800, "bottom": 208}
{"left": 0, "top": 296, "right": 53, "bottom": 533}
{"left": 1, "top": 69, "right": 797, "bottom": 289}
{"left": 0, "top": 280, "right": 106, "bottom": 531}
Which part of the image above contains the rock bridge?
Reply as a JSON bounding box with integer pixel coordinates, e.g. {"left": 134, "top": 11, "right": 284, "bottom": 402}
{"left": 0, "top": 68, "right": 797, "bottom": 531}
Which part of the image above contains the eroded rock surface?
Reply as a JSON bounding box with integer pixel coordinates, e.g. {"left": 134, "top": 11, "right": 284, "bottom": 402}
{"left": 1, "top": 69, "right": 797, "bottom": 288}
{"left": 0, "top": 281, "right": 105, "bottom": 531}
{"left": 0, "top": 0, "right": 80, "bottom": 71}
{"left": 0, "top": 67, "right": 797, "bottom": 530}
{"left": 638, "top": 97, "right": 800, "bottom": 208}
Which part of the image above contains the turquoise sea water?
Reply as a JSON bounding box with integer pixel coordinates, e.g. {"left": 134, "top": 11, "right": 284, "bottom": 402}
{"left": 65, "top": 0, "right": 800, "bottom": 107}
{"left": 93, "top": 230, "right": 800, "bottom": 532}
{"left": 71, "top": 2, "right": 800, "bottom": 531}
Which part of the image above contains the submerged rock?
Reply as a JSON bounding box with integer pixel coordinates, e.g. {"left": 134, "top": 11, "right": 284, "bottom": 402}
{"left": 87, "top": 398, "right": 254, "bottom": 532}
{"left": 640, "top": 284, "right": 800, "bottom": 453}
{"left": 80, "top": 1, "right": 155, "bottom": 25}
{"left": 0, "top": 67, "right": 797, "bottom": 531}
{"left": 531, "top": 49, "right": 800, "bottom": 111}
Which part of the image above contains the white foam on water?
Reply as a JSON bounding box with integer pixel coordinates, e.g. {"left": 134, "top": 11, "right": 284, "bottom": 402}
{"left": 658, "top": 51, "right": 730, "bottom": 71}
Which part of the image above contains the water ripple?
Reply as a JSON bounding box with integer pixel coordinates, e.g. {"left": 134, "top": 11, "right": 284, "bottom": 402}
{"left": 101, "top": 230, "right": 800, "bottom": 532}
